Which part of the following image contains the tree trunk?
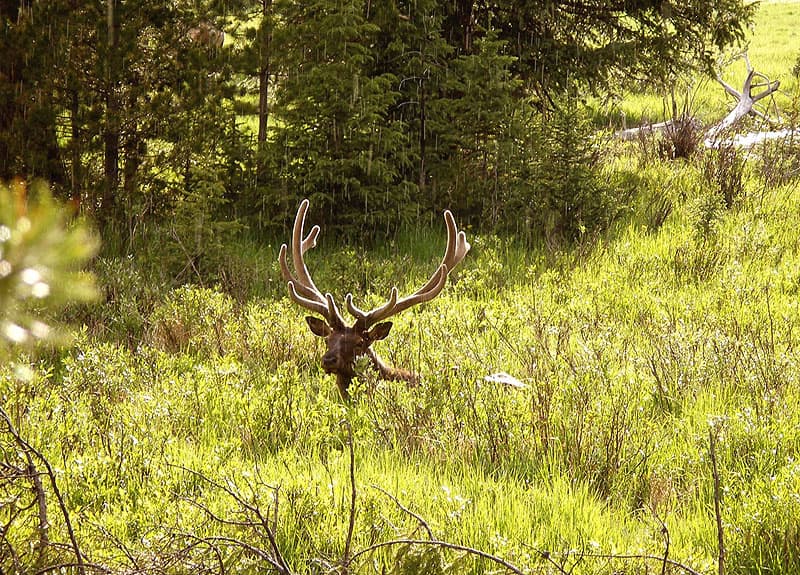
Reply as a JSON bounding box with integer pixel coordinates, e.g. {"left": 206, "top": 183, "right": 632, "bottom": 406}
{"left": 705, "top": 55, "right": 780, "bottom": 143}
{"left": 258, "top": 0, "right": 273, "bottom": 145}
{"left": 123, "top": 119, "right": 144, "bottom": 244}
{"left": 418, "top": 75, "right": 426, "bottom": 194}
{"left": 69, "top": 89, "right": 83, "bottom": 211}
{"left": 102, "top": 0, "right": 120, "bottom": 226}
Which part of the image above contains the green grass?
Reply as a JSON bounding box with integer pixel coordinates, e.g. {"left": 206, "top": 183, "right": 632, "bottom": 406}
{"left": 6, "top": 156, "right": 800, "bottom": 572}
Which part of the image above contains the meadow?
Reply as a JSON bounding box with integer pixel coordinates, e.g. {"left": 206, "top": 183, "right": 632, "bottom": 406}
{"left": 3, "top": 2, "right": 800, "bottom": 574}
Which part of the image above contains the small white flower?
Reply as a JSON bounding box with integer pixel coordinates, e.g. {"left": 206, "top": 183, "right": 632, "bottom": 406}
{"left": 30, "top": 321, "right": 50, "bottom": 339}
{"left": 31, "top": 282, "right": 50, "bottom": 298}
{"left": 20, "top": 267, "right": 42, "bottom": 285}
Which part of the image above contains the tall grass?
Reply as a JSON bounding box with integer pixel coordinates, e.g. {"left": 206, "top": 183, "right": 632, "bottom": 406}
{"left": 5, "top": 4, "right": 800, "bottom": 573}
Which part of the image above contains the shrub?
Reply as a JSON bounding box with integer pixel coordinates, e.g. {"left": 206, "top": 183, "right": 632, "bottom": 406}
{"left": 702, "top": 144, "right": 746, "bottom": 209}
{"left": 0, "top": 180, "right": 98, "bottom": 355}
{"left": 148, "top": 285, "right": 238, "bottom": 355}
{"left": 502, "top": 95, "right": 631, "bottom": 244}
{"left": 658, "top": 115, "right": 702, "bottom": 160}
{"left": 758, "top": 131, "right": 800, "bottom": 190}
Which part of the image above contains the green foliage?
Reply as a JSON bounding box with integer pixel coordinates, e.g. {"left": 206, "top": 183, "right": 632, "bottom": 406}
{"left": 148, "top": 285, "right": 239, "bottom": 355}
{"left": 537, "top": 98, "right": 627, "bottom": 241}
{"left": 9, "top": 173, "right": 800, "bottom": 572}
{"left": 733, "top": 462, "right": 800, "bottom": 573}
{"left": 1, "top": 0, "right": 756, "bottom": 242}
{"left": 89, "top": 255, "right": 161, "bottom": 344}
{"left": 703, "top": 144, "right": 747, "bottom": 209}
{"left": 1, "top": 2, "right": 793, "bottom": 574}
{"left": 756, "top": 129, "right": 800, "bottom": 190}
{"left": 165, "top": 164, "right": 244, "bottom": 280}
{"left": 498, "top": 0, "right": 754, "bottom": 98}
{"left": 0, "top": 181, "right": 98, "bottom": 354}
{"left": 0, "top": 180, "right": 98, "bottom": 573}
{"left": 266, "top": 0, "right": 415, "bottom": 236}
{"left": 423, "top": 33, "right": 521, "bottom": 219}
{"left": 500, "top": 96, "right": 631, "bottom": 243}
{"left": 391, "top": 545, "right": 446, "bottom": 575}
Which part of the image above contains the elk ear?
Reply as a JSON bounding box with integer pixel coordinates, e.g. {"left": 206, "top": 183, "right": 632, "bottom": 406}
{"left": 366, "top": 322, "right": 392, "bottom": 342}
{"left": 306, "top": 316, "right": 331, "bottom": 337}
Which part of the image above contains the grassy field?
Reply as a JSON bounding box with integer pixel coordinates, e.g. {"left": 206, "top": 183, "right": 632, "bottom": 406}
{"left": 6, "top": 162, "right": 800, "bottom": 573}
{"left": 3, "top": 3, "right": 800, "bottom": 575}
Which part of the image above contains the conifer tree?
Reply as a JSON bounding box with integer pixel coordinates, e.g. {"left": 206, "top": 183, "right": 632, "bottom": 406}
{"left": 270, "top": 0, "right": 413, "bottom": 234}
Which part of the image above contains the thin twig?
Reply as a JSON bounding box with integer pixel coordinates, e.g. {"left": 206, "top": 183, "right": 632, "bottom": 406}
{"left": 0, "top": 406, "right": 86, "bottom": 575}
{"left": 709, "top": 427, "right": 726, "bottom": 575}
{"left": 168, "top": 463, "right": 293, "bottom": 575}
{"left": 349, "top": 538, "right": 526, "bottom": 575}
{"left": 32, "top": 562, "right": 110, "bottom": 575}
{"left": 370, "top": 484, "right": 434, "bottom": 540}
{"left": 167, "top": 531, "right": 226, "bottom": 575}
{"left": 170, "top": 226, "right": 206, "bottom": 287}
{"left": 539, "top": 549, "right": 570, "bottom": 575}
{"left": 341, "top": 421, "right": 357, "bottom": 572}
{"left": 22, "top": 448, "right": 50, "bottom": 559}
{"left": 640, "top": 508, "right": 673, "bottom": 575}
{"left": 199, "top": 535, "right": 286, "bottom": 572}
{"left": 175, "top": 492, "right": 261, "bottom": 528}
{"left": 549, "top": 550, "right": 706, "bottom": 575}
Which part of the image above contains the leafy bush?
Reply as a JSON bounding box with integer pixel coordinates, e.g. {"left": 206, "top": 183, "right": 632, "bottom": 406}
{"left": 502, "top": 95, "right": 631, "bottom": 243}
{"left": 757, "top": 131, "right": 800, "bottom": 190}
{"left": 148, "top": 285, "right": 239, "bottom": 355}
{"left": 702, "top": 144, "right": 746, "bottom": 209}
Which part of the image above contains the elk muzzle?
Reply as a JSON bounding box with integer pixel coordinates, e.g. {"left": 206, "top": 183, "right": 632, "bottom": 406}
{"left": 320, "top": 331, "right": 362, "bottom": 375}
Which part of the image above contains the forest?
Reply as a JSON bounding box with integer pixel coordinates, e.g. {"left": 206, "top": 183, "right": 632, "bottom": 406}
{"left": 3, "top": 0, "right": 800, "bottom": 573}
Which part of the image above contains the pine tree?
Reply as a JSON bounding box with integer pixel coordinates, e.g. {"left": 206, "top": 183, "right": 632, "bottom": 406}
{"left": 270, "top": 0, "right": 413, "bottom": 235}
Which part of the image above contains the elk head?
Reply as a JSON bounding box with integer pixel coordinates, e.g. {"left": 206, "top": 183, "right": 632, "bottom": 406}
{"left": 278, "top": 199, "right": 470, "bottom": 398}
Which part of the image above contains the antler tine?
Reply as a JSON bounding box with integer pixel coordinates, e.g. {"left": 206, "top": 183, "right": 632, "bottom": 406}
{"left": 278, "top": 199, "right": 346, "bottom": 327}
{"left": 347, "top": 209, "right": 470, "bottom": 328}
{"left": 442, "top": 210, "right": 470, "bottom": 269}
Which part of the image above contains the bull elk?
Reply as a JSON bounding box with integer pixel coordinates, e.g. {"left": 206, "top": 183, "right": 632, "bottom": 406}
{"left": 279, "top": 199, "right": 470, "bottom": 398}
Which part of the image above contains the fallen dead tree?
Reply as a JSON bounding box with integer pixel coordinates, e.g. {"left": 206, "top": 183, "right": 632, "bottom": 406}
{"left": 708, "top": 128, "right": 797, "bottom": 150}
{"left": 705, "top": 53, "right": 781, "bottom": 144}
{"left": 617, "top": 54, "right": 785, "bottom": 149}
{"left": 616, "top": 119, "right": 676, "bottom": 141}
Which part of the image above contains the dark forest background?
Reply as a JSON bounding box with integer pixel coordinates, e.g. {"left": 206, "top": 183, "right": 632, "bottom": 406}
{"left": 1, "top": 0, "right": 754, "bottom": 249}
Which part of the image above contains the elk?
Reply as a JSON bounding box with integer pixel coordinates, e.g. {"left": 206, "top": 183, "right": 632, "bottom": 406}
{"left": 279, "top": 199, "right": 470, "bottom": 398}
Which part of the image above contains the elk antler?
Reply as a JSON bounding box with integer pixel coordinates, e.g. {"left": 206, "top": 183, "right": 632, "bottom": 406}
{"left": 345, "top": 209, "right": 470, "bottom": 329}
{"left": 279, "top": 199, "right": 469, "bottom": 330}
{"left": 278, "top": 199, "right": 347, "bottom": 328}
